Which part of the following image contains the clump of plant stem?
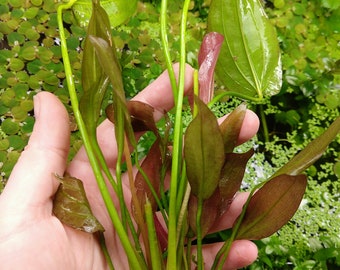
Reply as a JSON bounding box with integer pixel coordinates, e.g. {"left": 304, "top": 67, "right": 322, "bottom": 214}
{"left": 55, "top": 0, "right": 340, "bottom": 269}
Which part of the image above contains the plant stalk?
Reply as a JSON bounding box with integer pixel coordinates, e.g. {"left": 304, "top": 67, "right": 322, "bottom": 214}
{"left": 164, "top": 0, "right": 191, "bottom": 268}
{"left": 57, "top": 3, "right": 145, "bottom": 269}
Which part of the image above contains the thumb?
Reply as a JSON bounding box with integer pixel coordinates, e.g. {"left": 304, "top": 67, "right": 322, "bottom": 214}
{"left": 0, "top": 92, "right": 70, "bottom": 215}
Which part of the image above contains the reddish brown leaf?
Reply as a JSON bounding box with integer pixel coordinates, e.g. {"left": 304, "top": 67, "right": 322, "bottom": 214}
{"left": 127, "top": 101, "right": 157, "bottom": 134}
{"left": 133, "top": 139, "right": 162, "bottom": 216}
{"left": 219, "top": 103, "right": 247, "bottom": 153}
{"left": 184, "top": 97, "right": 225, "bottom": 199}
{"left": 53, "top": 174, "right": 104, "bottom": 233}
{"left": 106, "top": 101, "right": 157, "bottom": 133}
{"left": 219, "top": 149, "right": 254, "bottom": 199}
{"left": 187, "top": 190, "right": 222, "bottom": 237}
{"left": 198, "top": 32, "right": 224, "bottom": 104}
{"left": 235, "top": 174, "right": 307, "bottom": 240}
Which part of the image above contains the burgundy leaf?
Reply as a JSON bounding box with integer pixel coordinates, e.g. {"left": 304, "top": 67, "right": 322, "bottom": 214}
{"left": 187, "top": 190, "right": 221, "bottom": 237}
{"left": 219, "top": 103, "right": 247, "bottom": 153}
{"left": 198, "top": 32, "right": 224, "bottom": 104}
{"left": 184, "top": 97, "right": 225, "bottom": 199}
{"left": 53, "top": 174, "right": 104, "bottom": 233}
{"left": 235, "top": 174, "right": 307, "bottom": 240}
{"left": 219, "top": 149, "right": 254, "bottom": 200}
{"left": 133, "top": 139, "right": 162, "bottom": 216}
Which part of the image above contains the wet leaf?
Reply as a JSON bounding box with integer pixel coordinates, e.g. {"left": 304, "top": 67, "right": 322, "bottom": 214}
{"left": 235, "top": 174, "right": 307, "bottom": 240}
{"left": 208, "top": 0, "right": 282, "bottom": 100}
{"left": 198, "top": 32, "right": 224, "bottom": 104}
{"left": 184, "top": 97, "right": 225, "bottom": 199}
{"left": 274, "top": 116, "right": 340, "bottom": 176}
{"left": 79, "top": 0, "right": 111, "bottom": 138}
{"left": 72, "top": 0, "right": 137, "bottom": 28}
{"left": 53, "top": 174, "right": 104, "bottom": 233}
{"left": 219, "top": 103, "right": 247, "bottom": 153}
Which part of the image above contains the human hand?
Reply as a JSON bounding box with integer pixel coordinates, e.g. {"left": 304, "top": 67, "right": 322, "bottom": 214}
{"left": 0, "top": 64, "right": 259, "bottom": 270}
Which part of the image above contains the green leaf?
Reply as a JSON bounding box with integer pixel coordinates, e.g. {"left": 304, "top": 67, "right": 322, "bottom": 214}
{"left": 235, "top": 174, "right": 307, "bottom": 240}
{"left": 208, "top": 0, "right": 282, "bottom": 100}
{"left": 79, "top": 0, "right": 111, "bottom": 138}
{"left": 274, "top": 116, "right": 340, "bottom": 176}
{"left": 1, "top": 118, "right": 20, "bottom": 135}
{"left": 321, "top": 0, "right": 340, "bottom": 10}
{"left": 72, "top": 0, "right": 137, "bottom": 28}
{"left": 53, "top": 174, "right": 104, "bottom": 233}
{"left": 184, "top": 97, "right": 225, "bottom": 199}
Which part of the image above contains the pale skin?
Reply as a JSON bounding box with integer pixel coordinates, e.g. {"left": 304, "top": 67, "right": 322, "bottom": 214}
{"left": 0, "top": 65, "right": 259, "bottom": 270}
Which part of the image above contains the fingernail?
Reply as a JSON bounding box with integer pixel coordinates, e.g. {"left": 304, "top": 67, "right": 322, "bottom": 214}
{"left": 33, "top": 94, "right": 41, "bottom": 119}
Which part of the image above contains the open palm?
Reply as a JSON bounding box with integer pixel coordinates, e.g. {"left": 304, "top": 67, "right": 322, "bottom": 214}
{"left": 0, "top": 66, "right": 258, "bottom": 270}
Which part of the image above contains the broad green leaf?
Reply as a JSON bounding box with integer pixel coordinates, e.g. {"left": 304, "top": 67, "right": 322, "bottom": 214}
{"left": 235, "top": 174, "right": 307, "bottom": 240}
{"left": 72, "top": 0, "right": 137, "bottom": 28}
{"left": 184, "top": 97, "right": 225, "bottom": 199}
{"left": 208, "top": 0, "right": 282, "bottom": 100}
{"left": 53, "top": 174, "right": 104, "bottom": 233}
{"left": 274, "top": 116, "right": 340, "bottom": 177}
{"left": 219, "top": 103, "right": 247, "bottom": 153}
{"left": 79, "top": 0, "right": 111, "bottom": 138}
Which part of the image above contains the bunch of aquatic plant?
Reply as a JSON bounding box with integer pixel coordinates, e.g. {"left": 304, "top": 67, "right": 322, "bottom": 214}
{"left": 54, "top": 0, "right": 340, "bottom": 269}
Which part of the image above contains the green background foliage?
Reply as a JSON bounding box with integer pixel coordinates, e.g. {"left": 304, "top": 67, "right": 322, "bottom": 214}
{"left": 0, "top": 0, "right": 339, "bottom": 268}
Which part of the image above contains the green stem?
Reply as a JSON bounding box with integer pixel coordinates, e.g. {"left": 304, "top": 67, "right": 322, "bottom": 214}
{"left": 196, "top": 197, "right": 204, "bottom": 270}
{"left": 259, "top": 104, "right": 269, "bottom": 142}
{"left": 211, "top": 182, "right": 263, "bottom": 270}
{"left": 175, "top": 162, "right": 187, "bottom": 214}
{"left": 186, "top": 236, "right": 192, "bottom": 270}
{"left": 135, "top": 155, "right": 169, "bottom": 226}
{"left": 145, "top": 201, "right": 163, "bottom": 270}
{"left": 176, "top": 182, "right": 191, "bottom": 246}
{"left": 193, "top": 69, "right": 199, "bottom": 115}
{"left": 91, "top": 139, "right": 118, "bottom": 192}
{"left": 208, "top": 91, "right": 263, "bottom": 107}
{"left": 160, "top": 0, "right": 178, "bottom": 101}
{"left": 98, "top": 232, "right": 115, "bottom": 270}
{"left": 57, "top": 3, "right": 145, "bottom": 269}
{"left": 165, "top": 0, "right": 191, "bottom": 268}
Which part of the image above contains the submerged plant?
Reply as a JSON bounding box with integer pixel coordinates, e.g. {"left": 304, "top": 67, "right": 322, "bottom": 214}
{"left": 53, "top": 0, "right": 340, "bottom": 269}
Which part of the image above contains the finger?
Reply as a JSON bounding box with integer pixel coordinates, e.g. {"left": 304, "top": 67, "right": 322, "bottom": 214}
{"left": 218, "top": 110, "right": 259, "bottom": 146}
{"left": 209, "top": 192, "right": 250, "bottom": 233}
{"left": 133, "top": 63, "right": 195, "bottom": 121}
{"left": 71, "top": 63, "right": 195, "bottom": 165}
{"left": 0, "top": 92, "right": 70, "bottom": 214}
{"left": 201, "top": 240, "right": 258, "bottom": 270}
